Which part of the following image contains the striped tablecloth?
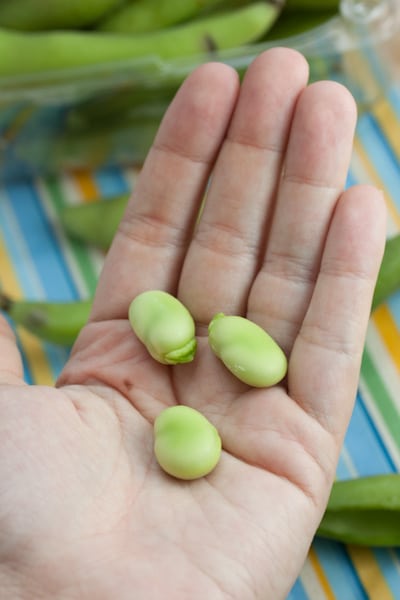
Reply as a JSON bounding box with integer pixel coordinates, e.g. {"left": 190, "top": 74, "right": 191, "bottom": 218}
{"left": 1, "top": 75, "right": 400, "bottom": 600}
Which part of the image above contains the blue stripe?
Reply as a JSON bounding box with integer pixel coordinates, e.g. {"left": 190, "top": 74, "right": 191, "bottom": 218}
{"left": 387, "top": 291, "right": 400, "bottom": 331}
{"left": 20, "top": 342, "right": 33, "bottom": 384}
{"left": 346, "top": 168, "right": 358, "bottom": 188}
{"left": 43, "top": 342, "right": 71, "bottom": 379}
{"left": 94, "top": 166, "right": 130, "bottom": 197}
{"left": 336, "top": 451, "right": 354, "bottom": 480}
{"left": 5, "top": 181, "right": 79, "bottom": 301}
{"left": 313, "top": 538, "right": 368, "bottom": 600}
{"left": 344, "top": 391, "right": 397, "bottom": 475}
{"left": 356, "top": 113, "right": 400, "bottom": 211}
{"left": 387, "top": 85, "right": 400, "bottom": 122}
{"left": 0, "top": 198, "right": 42, "bottom": 298}
{"left": 373, "top": 549, "right": 400, "bottom": 600}
{"left": 0, "top": 187, "right": 73, "bottom": 380}
{"left": 287, "top": 577, "right": 308, "bottom": 600}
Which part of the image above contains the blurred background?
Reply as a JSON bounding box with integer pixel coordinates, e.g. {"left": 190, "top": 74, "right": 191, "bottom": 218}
{"left": 0, "top": 1, "right": 400, "bottom": 598}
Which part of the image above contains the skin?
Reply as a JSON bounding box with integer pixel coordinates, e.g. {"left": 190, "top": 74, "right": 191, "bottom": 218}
{"left": 0, "top": 49, "right": 386, "bottom": 599}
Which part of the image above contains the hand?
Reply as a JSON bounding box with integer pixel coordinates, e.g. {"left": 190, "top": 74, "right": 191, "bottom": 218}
{"left": 0, "top": 48, "right": 386, "bottom": 600}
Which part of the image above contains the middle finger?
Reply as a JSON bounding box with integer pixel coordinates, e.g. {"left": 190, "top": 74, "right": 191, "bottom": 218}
{"left": 178, "top": 48, "right": 309, "bottom": 327}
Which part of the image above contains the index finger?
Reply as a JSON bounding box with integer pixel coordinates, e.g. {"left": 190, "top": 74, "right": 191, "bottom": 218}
{"left": 91, "top": 62, "right": 239, "bottom": 322}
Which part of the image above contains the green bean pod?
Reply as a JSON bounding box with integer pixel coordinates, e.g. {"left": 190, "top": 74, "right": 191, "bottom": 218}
{"left": 0, "top": 0, "right": 124, "bottom": 31}
{"left": 0, "top": 292, "right": 92, "bottom": 346}
{"left": 265, "top": 10, "right": 337, "bottom": 40}
{"left": 154, "top": 405, "right": 222, "bottom": 480}
{"left": 208, "top": 313, "right": 287, "bottom": 387}
{"left": 372, "top": 233, "right": 400, "bottom": 311}
{"left": 128, "top": 290, "right": 197, "bottom": 364}
{"left": 317, "top": 474, "right": 400, "bottom": 546}
{"left": 99, "top": 0, "right": 225, "bottom": 34}
{"left": 59, "top": 194, "right": 130, "bottom": 251}
{"left": 0, "top": 3, "right": 277, "bottom": 77}
{"left": 285, "top": 0, "right": 339, "bottom": 11}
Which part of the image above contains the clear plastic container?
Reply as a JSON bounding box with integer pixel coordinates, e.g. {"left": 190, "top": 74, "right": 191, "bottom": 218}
{"left": 0, "top": 0, "right": 398, "bottom": 181}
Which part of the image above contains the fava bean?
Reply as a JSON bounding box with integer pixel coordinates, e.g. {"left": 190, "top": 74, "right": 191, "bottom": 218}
{"left": 154, "top": 405, "right": 222, "bottom": 480}
{"left": 208, "top": 313, "right": 287, "bottom": 387}
{"left": 128, "top": 290, "right": 196, "bottom": 365}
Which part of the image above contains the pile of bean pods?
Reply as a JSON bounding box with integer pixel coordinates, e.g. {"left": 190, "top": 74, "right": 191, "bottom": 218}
{"left": 0, "top": 0, "right": 343, "bottom": 178}
{"left": 0, "top": 0, "right": 340, "bottom": 79}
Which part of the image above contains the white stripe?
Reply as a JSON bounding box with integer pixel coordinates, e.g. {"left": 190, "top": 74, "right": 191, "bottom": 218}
{"left": 36, "top": 179, "right": 104, "bottom": 296}
{"left": 359, "top": 323, "right": 400, "bottom": 469}
{"left": 365, "top": 322, "right": 400, "bottom": 416}
{"left": 123, "top": 167, "right": 139, "bottom": 191}
{"left": 299, "top": 558, "right": 329, "bottom": 600}
{"left": 359, "top": 377, "right": 400, "bottom": 470}
{"left": 59, "top": 172, "right": 84, "bottom": 206}
{"left": 339, "top": 445, "right": 359, "bottom": 478}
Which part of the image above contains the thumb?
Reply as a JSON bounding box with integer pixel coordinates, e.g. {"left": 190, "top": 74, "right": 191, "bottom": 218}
{"left": 0, "top": 314, "right": 25, "bottom": 385}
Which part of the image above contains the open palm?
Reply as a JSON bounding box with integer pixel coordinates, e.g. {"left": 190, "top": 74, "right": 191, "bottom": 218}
{"left": 0, "top": 49, "right": 386, "bottom": 600}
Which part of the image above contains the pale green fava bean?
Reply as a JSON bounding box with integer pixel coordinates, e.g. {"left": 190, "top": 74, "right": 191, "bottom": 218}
{"left": 154, "top": 405, "right": 222, "bottom": 480}
{"left": 128, "top": 290, "right": 196, "bottom": 365}
{"left": 208, "top": 313, "right": 287, "bottom": 387}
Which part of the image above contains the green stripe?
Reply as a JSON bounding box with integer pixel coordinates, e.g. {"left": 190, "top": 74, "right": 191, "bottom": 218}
{"left": 44, "top": 177, "right": 99, "bottom": 296}
{"left": 360, "top": 347, "right": 400, "bottom": 451}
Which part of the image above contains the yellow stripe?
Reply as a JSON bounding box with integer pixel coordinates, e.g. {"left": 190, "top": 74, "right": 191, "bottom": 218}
{"left": 2, "top": 105, "right": 36, "bottom": 143}
{"left": 373, "top": 98, "right": 400, "bottom": 159}
{"left": 342, "top": 50, "right": 382, "bottom": 110}
{"left": 0, "top": 236, "right": 54, "bottom": 386}
{"left": 353, "top": 137, "right": 400, "bottom": 229}
{"left": 347, "top": 546, "right": 395, "bottom": 600}
{"left": 308, "top": 548, "right": 336, "bottom": 600}
{"left": 372, "top": 305, "right": 400, "bottom": 371}
{"left": 72, "top": 169, "right": 99, "bottom": 202}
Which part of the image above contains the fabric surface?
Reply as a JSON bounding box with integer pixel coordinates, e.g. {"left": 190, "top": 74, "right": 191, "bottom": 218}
{"left": 1, "top": 72, "right": 400, "bottom": 600}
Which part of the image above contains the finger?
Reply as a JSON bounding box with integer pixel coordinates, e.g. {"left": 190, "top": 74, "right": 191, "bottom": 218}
{"left": 248, "top": 81, "right": 357, "bottom": 354}
{"left": 91, "top": 62, "right": 240, "bottom": 322}
{"left": 179, "top": 48, "right": 309, "bottom": 327}
{"left": 289, "top": 185, "right": 386, "bottom": 438}
{"left": 0, "top": 315, "right": 25, "bottom": 385}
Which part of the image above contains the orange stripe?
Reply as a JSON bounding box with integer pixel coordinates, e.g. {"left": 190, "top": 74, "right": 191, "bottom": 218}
{"left": 372, "top": 304, "right": 400, "bottom": 371}
{"left": 347, "top": 546, "right": 395, "bottom": 600}
{"left": 308, "top": 547, "right": 336, "bottom": 600}
{"left": 71, "top": 169, "right": 99, "bottom": 202}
